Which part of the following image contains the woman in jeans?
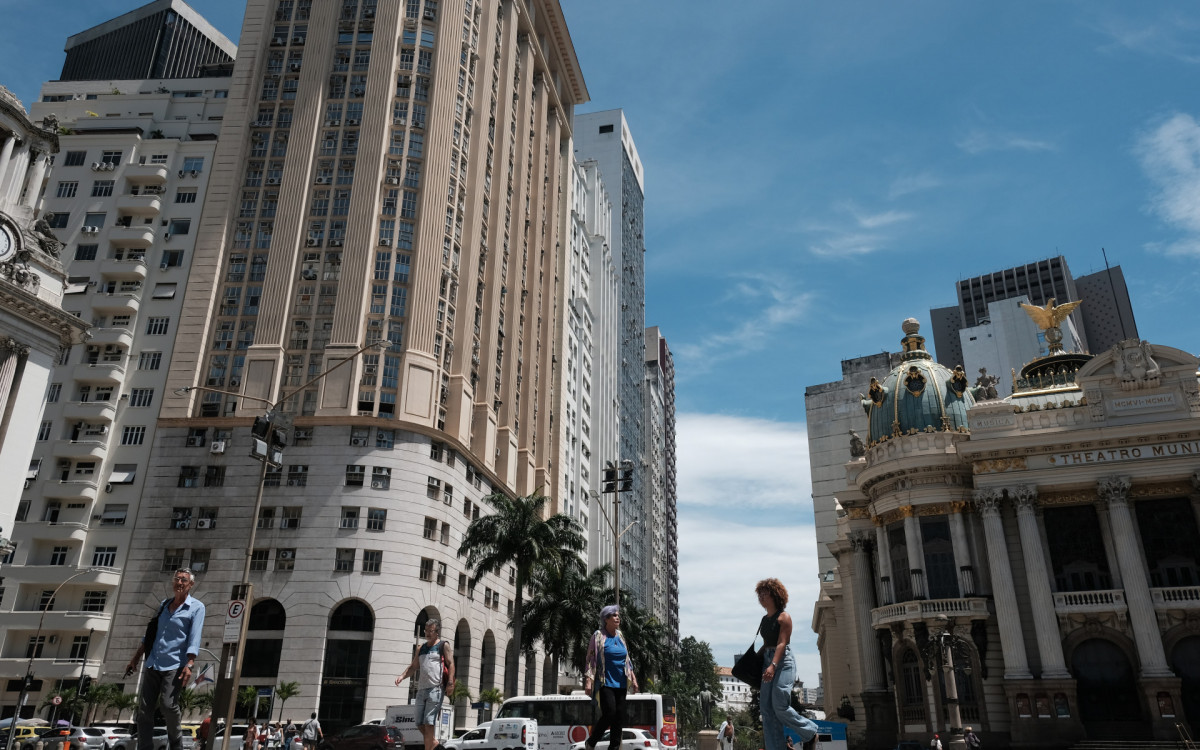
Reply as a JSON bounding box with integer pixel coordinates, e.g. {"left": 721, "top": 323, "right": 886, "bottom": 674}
{"left": 583, "top": 605, "right": 639, "bottom": 750}
{"left": 755, "top": 578, "right": 818, "bottom": 750}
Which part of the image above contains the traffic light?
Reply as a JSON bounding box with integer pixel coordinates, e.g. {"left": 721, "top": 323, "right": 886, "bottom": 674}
{"left": 78, "top": 674, "right": 92, "bottom": 697}
{"left": 619, "top": 464, "right": 634, "bottom": 493}
{"left": 602, "top": 464, "right": 619, "bottom": 494}
{"left": 249, "top": 415, "right": 272, "bottom": 462}
{"left": 269, "top": 427, "right": 288, "bottom": 467}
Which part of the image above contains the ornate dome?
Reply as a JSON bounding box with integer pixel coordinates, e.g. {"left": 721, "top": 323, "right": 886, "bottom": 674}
{"left": 862, "top": 318, "right": 975, "bottom": 446}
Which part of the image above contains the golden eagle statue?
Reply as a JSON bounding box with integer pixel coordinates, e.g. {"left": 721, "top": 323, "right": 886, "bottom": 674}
{"left": 1019, "top": 298, "right": 1082, "bottom": 353}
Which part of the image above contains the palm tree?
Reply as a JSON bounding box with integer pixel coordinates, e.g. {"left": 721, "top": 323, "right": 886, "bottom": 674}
{"left": 446, "top": 679, "right": 472, "bottom": 726}
{"left": 614, "top": 596, "right": 670, "bottom": 686}
{"left": 238, "top": 686, "right": 260, "bottom": 721}
{"left": 478, "top": 687, "right": 504, "bottom": 721}
{"left": 194, "top": 691, "right": 215, "bottom": 716}
{"left": 522, "top": 561, "right": 612, "bottom": 675}
{"left": 39, "top": 687, "right": 85, "bottom": 723}
{"left": 86, "top": 683, "right": 119, "bottom": 723}
{"left": 459, "top": 491, "right": 585, "bottom": 695}
{"left": 110, "top": 691, "right": 138, "bottom": 722}
{"left": 275, "top": 682, "right": 301, "bottom": 722}
{"left": 177, "top": 687, "right": 200, "bottom": 719}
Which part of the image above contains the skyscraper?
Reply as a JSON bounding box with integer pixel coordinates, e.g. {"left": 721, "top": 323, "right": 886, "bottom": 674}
{"left": 644, "top": 326, "right": 678, "bottom": 639}
{"left": 109, "top": 0, "right": 588, "bottom": 726}
{"left": 573, "top": 109, "right": 648, "bottom": 607}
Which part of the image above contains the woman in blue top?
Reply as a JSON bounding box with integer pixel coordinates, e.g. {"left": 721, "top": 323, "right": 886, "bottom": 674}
{"left": 583, "top": 605, "right": 639, "bottom": 750}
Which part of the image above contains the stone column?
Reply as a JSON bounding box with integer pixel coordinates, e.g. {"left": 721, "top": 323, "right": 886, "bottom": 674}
{"left": 1098, "top": 475, "right": 1173, "bottom": 677}
{"left": 974, "top": 488, "right": 1033, "bottom": 679}
{"left": 0, "top": 132, "right": 16, "bottom": 190}
{"left": 851, "top": 532, "right": 886, "bottom": 690}
{"left": 3, "top": 142, "right": 29, "bottom": 205}
{"left": 21, "top": 150, "right": 48, "bottom": 208}
{"left": 1189, "top": 472, "right": 1200, "bottom": 547}
{"left": 875, "top": 522, "right": 893, "bottom": 605}
{"left": 1092, "top": 497, "right": 1124, "bottom": 590}
{"left": 949, "top": 501, "right": 974, "bottom": 596}
{"left": 903, "top": 507, "right": 926, "bottom": 599}
{"left": 1011, "top": 485, "right": 1071, "bottom": 678}
{"left": 0, "top": 338, "right": 27, "bottom": 420}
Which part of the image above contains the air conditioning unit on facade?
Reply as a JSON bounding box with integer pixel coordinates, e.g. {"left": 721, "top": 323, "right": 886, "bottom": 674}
{"left": 315, "top": 177, "right": 330, "bottom": 184}
{"left": 92, "top": 162, "right": 103, "bottom": 171}
{"left": 346, "top": 119, "right": 360, "bottom": 126}
{"left": 371, "top": 481, "right": 386, "bottom": 489}
{"left": 266, "top": 177, "right": 280, "bottom": 185}
{"left": 328, "top": 239, "right": 343, "bottom": 247}
{"left": 292, "top": 36, "right": 304, "bottom": 44}
{"left": 306, "top": 238, "right": 321, "bottom": 247}
{"left": 279, "top": 549, "right": 295, "bottom": 558}
{"left": 350, "top": 437, "right": 368, "bottom": 446}
{"left": 210, "top": 440, "right": 226, "bottom": 454}
{"left": 197, "top": 518, "right": 213, "bottom": 529}
{"left": 385, "top": 177, "right": 399, "bottom": 185}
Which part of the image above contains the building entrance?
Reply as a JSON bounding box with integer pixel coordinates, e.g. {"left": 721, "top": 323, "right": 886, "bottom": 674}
{"left": 1072, "top": 638, "right": 1144, "bottom": 738}
{"left": 1172, "top": 636, "right": 1200, "bottom": 732}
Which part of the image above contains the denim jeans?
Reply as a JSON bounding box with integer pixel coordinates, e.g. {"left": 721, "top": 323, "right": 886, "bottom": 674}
{"left": 137, "top": 668, "right": 184, "bottom": 750}
{"left": 760, "top": 647, "right": 818, "bottom": 750}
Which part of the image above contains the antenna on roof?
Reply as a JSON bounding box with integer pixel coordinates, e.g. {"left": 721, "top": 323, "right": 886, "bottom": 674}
{"left": 1101, "top": 248, "right": 1128, "bottom": 341}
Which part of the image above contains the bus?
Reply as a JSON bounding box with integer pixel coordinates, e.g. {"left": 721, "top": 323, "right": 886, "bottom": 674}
{"left": 496, "top": 694, "right": 677, "bottom": 750}
{"left": 783, "top": 720, "right": 847, "bottom": 750}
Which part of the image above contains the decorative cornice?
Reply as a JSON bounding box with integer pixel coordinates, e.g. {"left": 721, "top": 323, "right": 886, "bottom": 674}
{"left": 0, "top": 337, "right": 30, "bottom": 357}
{"left": 973, "top": 456, "right": 1027, "bottom": 475}
{"left": 0, "top": 281, "right": 89, "bottom": 347}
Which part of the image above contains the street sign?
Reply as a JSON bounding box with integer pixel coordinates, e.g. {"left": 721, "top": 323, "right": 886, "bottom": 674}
{"left": 52, "top": 696, "right": 62, "bottom": 706}
{"left": 223, "top": 599, "right": 245, "bottom": 644}
{"left": 257, "top": 687, "right": 273, "bottom": 697}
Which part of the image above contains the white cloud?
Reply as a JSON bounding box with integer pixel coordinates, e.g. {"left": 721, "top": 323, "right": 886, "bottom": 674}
{"left": 675, "top": 413, "right": 822, "bottom": 683}
{"left": 1135, "top": 112, "right": 1200, "bottom": 257}
{"left": 956, "top": 129, "right": 1056, "bottom": 155}
{"left": 677, "top": 413, "right": 812, "bottom": 511}
{"left": 887, "top": 171, "right": 942, "bottom": 200}
{"left": 671, "top": 276, "right": 813, "bottom": 372}
{"left": 1091, "top": 15, "right": 1200, "bottom": 65}
{"left": 805, "top": 202, "right": 915, "bottom": 258}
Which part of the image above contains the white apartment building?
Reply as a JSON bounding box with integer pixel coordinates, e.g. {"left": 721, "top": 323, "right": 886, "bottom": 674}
{"left": 4, "top": 70, "right": 232, "bottom": 712}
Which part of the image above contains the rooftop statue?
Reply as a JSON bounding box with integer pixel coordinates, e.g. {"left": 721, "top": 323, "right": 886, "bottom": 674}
{"left": 1019, "top": 297, "right": 1083, "bottom": 354}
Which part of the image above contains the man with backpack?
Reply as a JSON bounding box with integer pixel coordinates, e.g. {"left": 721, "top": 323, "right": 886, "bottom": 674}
{"left": 300, "top": 714, "right": 322, "bottom": 750}
{"left": 124, "top": 569, "right": 206, "bottom": 750}
{"left": 395, "top": 619, "right": 455, "bottom": 750}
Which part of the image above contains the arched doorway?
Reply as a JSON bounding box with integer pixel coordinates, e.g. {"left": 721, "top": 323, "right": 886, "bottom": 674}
{"left": 319, "top": 600, "right": 374, "bottom": 735}
{"left": 1071, "top": 638, "right": 1141, "bottom": 731}
{"left": 1172, "top": 636, "right": 1200, "bottom": 731}
{"left": 454, "top": 621, "right": 472, "bottom": 728}
{"left": 241, "top": 599, "right": 286, "bottom": 720}
{"left": 479, "top": 631, "right": 497, "bottom": 721}
{"left": 898, "top": 649, "right": 926, "bottom": 726}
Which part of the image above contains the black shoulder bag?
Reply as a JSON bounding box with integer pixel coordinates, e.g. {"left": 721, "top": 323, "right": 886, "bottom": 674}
{"left": 143, "top": 598, "right": 170, "bottom": 647}
{"left": 730, "top": 622, "right": 764, "bottom": 686}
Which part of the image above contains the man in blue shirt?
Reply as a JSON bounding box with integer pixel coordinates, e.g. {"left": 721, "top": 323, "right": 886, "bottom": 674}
{"left": 125, "top": 568, "right": 206, "bottom": 750}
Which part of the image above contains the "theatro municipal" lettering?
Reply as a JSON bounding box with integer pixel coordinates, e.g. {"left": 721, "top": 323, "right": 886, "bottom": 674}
{"left": 1050, "top": 439, "right": 1200, "bottom": 466}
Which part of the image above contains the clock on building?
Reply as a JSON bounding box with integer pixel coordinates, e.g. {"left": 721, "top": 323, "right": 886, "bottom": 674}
{"left": 0, "top": 223, "right": 15, "bottom": 262}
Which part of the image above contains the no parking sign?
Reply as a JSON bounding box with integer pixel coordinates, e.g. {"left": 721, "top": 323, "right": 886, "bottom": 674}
{"left": 223, "top": 599, "right": 246, "bottom": 644}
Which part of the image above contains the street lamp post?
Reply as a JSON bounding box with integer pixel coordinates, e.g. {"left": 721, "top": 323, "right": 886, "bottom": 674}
{"left": 4, "top": 567, "right": 99, "bottom": 750}
{"left": 598, "top": 460, "right": 634, "bottom": 607}
{"left": 175, "top": 340, "right": 384, "bottom": 750}
{"left": 930, "top": 614, "right": 970, "bottom": 750}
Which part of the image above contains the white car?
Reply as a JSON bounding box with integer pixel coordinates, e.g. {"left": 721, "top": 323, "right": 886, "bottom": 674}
{"left": 443, "top": 724, "right": 490, "bottom": 750}
{"left": 570, "top": 729, "right": 659, "bottom": 750}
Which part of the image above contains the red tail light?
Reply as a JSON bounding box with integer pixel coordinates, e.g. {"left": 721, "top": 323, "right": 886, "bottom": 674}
{"left": 521, "top": 727, "right": 527, "bottom": 744}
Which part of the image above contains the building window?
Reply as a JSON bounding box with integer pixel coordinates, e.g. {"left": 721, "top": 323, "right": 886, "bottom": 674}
{"left": 366, "top": 508, "right": 386, "bottom": 531}
{"left": 100, "top": 150, "right": 123, "bottom": 166}
{"left": 84, "top": 212, "right": 107, "bottom": 228}
{"left": 146, "top": 317, "right": 170, "bottom": 335}
{"left": 171, "top": 507, "right": 193, "bottom": 529}
{"left": 189, "top": 548, "right": 210, "bottom": 574}
{"left": 178, "top": 466, "right": 199, "bottom": 488}
{"left": 427, "top": 477, "right": 442, "bottom": 500}
{"left": 168, "top": 219, "right": 192, "bottom": 235}
{"left": 363, "top": 549, "right": 382, "bottom": 573}
{"left": 419, "top": 557, "right": 434, "bottom": 581}
{"left": 37, "top": 421, "right": 51, "bottom": 441}
{"left": 440, "top": 522, "right": 450, "bottom": 546}
{"left": 258, "top": 507, "right": 276, "bottom": 529}
{"left": 129, "top": 388, "right": 154, "bottom": 407}
{"left": 92, "top": 546, "right": 117, "bottom": 567}
{"left": 276, "top": 549, "right": 296, "bottom": 571}
{"left": 375, "top": 428, "right": 394, "bottom": 449}
{"left": 340, "top": 507, "right": 359, "bottom": 529}
{"left": 350, "top": 426, "right": 370, "bottom": 446}
{"left": 175, "top": 189, "right": 198, "bottom": 203}
{"left": 46, "top": 383, "right": 61, "bottom": 403}
{"left": 423, "top": 516, "right": 437, "bottom": 540}
{"left": 27, "top": 636, "right": 45, "bottom": 659}
{"left": 286, "top": 465, "right": 308, "bottom": 486}
{"left": 64, "top": 151, "right": 86, "bottom": 166}
{"left": 74, "top": 244, "right": 98, "bottom": 261}
{"left": 280, "top": 506, "right": 301, "bottom": 529}
{"left": 48, "top": 213, "right": 69, "bottom": 229}
{"left": 91, "top": 181, "right": 114, "bottom": 197}
{"left": 182, "top": 156, "right": 205, "bottom": 172}
{"left": 250, "top": 549, "right": 269, "bottom": 571}
{"left": 371, "top": 466, "right": 390, "bottom": 489}
{"left": 458, "top": 573, "right": 468, "bottom": 595}
{"left": 335, "top": 548, "right": 355, "bottom": 571}
{"left": 57, "top": 181, "right": 78, "bottom": 198}
{"left": 100, "top": 504, "right": 128, "bottom": 525}
{"left": 138, "top": 351, "right": 162, "bottom": 370}
{"left": 264, "top": 466, "right": 281, "bottom": 486}
{"left": 49, "top": 546, "right": 69, "bottom": 566}
{"left": 198, "top": 507, "right": 218, "bottom": 529}
{"left": 161, "top": 548, "right": 185, "bottom": 572}
{"left": 81, "top": 590, "right": 107, "bottom": 612}
{"left": 430, "top": 441, "right": 443, "bottom": 461}
{"left": 437, "top": 562, "right": 447, "bottom": 586}
{"left": 443, "top": 484, "right": 453, "bottom": 506}
{"left": 345, "top": 464, "right": 365, "bottom": 486}
{"left": 204, "top": 466, "right": 226, "bottom": 487}
{"left": 121, "top": 425, "right": 146, "bottom": 445}
{"left": 162, "top": 249, "right": 184, "bottom": 267}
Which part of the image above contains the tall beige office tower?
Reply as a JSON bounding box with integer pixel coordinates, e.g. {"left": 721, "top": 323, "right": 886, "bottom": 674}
{"left": 111, "top": 0, "right": 588, "bottom": 728}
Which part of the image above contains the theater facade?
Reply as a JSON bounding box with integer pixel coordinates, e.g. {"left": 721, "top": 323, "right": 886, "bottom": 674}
{"left": 814, "top": 318, "right": 1200, "bottom": 749}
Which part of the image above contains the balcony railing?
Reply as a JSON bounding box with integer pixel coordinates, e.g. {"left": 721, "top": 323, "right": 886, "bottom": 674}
{"left": 871, "top": 597, "right": 990, "bottom": 628}
{"left": 1152, "top": 586, "right": 1200, "bottom": 607}
{"left": 1053, "top": 589, "right": 1128, "bottom": 616}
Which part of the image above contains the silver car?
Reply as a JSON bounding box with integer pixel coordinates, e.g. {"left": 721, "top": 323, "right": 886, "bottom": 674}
{"left": 89, "top": 727, "right": 133, "bottom": 750}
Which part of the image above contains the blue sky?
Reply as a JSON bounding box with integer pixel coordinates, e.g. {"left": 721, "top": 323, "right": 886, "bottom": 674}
{"left": 5, "top": 0, "right": 1200, "bottom": 690}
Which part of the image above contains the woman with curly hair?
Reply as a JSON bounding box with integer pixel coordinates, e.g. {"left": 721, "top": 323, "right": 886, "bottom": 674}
{"left": 755, "top": 578, "right": 818, "bottom": 750}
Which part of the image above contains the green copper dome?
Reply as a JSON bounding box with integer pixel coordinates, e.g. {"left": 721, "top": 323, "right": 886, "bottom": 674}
{"left": 861, "top": 319, "right": 975, "bottom": 446}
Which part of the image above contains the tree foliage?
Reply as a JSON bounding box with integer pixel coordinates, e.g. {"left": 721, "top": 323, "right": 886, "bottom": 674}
{"left": 521, "top": 561, "right": 612, "bottom": 675}
{"left": 275, "top": 682, "right": 301, "bottom": 722}
{"left": 458, "top": 491, "right": 584, "bottom": 695}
